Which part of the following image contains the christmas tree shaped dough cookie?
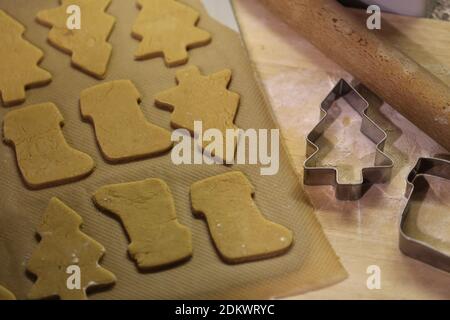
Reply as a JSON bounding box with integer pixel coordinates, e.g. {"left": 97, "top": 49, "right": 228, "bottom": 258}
{"left": 81, "top": 80, "right": 173, "bottom": 163}
{"left": 191, "top": 172, "right": 293, "bottom": 263}
{"left": 27, "top": 198, "right": 116, "bottom": 300}
{"left": 132, "top": 0, "right": 211, "bottom": 66}
{"left": 36, "top": 0, "right": 116, "bottom": 79}
{"left": 3, "top": 103, "right": 95, "bottom": 189}
{"left": 155, "top": 66, "right": 240, "bottom": 159}
{"left": 0, "top": 10, "right": 51, "bottom": 107}
{"left": 0, "top": 285, "right": 16, "bottom": 300}
{"left": 94, "top": 179, "right": 192, "bottom": 270}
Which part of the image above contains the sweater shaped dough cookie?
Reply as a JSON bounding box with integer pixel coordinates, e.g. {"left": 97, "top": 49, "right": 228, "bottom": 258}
{"left": 191, "top": 172, "right": 293, "bottom": 263}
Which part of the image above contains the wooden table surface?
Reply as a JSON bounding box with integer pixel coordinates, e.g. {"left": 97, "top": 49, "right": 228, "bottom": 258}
{"left": 232, "top": 0, "right": 450, "bottom": 299}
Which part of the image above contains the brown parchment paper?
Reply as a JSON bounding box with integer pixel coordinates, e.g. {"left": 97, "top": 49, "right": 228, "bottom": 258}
{"left": 0, "top": 0, "right": 347, "bottom": 300}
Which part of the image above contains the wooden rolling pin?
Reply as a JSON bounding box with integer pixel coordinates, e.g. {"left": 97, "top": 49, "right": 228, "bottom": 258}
{"left": 262, "top": 0, "right": 450, "bottom": 151}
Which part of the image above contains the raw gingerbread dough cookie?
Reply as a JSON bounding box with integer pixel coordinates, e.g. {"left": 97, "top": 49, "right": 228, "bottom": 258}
{"left": 3, "top": 103, "right": 95, "bottom": 189}
{"left": 80, "top": 80, "right": 173, "bottom": 163}
{"left": 0, "top": 10, "right": 51, "bottom": 107}
{"left": 191, "top": 171, "right": 293, "bottom": 263}
{"left": 0, "top": 285, "right": 16, "bottom": 300}
{"left": 36, "top": 0, "right": 116, "bottom": 79}
{"left": 27, "top": 198, "right": 116, "bottom": 300}
{"left": 155, "top": 66, "right": 240, "bottom": 158}
{"left": 94, "top": 179, "right": 192, "bottom": 270}
{"left": 132, "top": 0, "right": 211, "bottom": 66}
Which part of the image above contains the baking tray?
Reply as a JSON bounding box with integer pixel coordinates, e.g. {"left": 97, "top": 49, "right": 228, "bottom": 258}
{"left": 0, "top": 0, "right": 347, "bottom": 299}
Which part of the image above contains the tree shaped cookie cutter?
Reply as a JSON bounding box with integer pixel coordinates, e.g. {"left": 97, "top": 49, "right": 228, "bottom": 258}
{"left": 399, "top": 155, "right": 450, "bottom": 273}
{"left": 304, "top": 79, "right": 394, "bottom": 201}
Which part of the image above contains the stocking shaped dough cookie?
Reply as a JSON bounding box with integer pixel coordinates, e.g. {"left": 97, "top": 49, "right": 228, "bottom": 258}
{"left": 80, "top": 80, "right": 173, "bottom": 163}
{"left": 155, "top": 66, "right": 240, "bottom": 159}
{"left": 0, "top": 285, "right": 16, "bottom": 300}
{"left": 94, "top": 179, "right": 192, "bottom": 270}
{"left": 0, "top": 10, "right": 51, "bottom": 106}
{"left": 27, "top": 198, "right": 116, "bottom": 300}
{"left": 36, "top": 0, "right": 115, "bottom": 79}
{"left": 3, "top": 103, "right": 95, "bottom": 189}
{"left": 132, "top": 0, "right": 211, "bottom": 66}
{"left": 191, "top": 172, "right": 293, "bottom": 263}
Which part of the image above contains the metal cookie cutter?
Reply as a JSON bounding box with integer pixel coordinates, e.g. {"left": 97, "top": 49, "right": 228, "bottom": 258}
{"left": 400, "top": 155, "right": 450, "bottom": 273}
{"left": 304, "top": 79, "right": 393, "bottom": 200}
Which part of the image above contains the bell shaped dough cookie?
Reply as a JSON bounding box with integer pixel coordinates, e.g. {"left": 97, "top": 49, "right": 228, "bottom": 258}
{"left": 191, "top": 171, "right": 293, "bottom": 263}
{"left": 36, "top": 0, "right": 116, "bottom": 79}
{"left": 80, "top": 80, "right": 173, "bottom": 163}
{"left": 27, "top": 198, "right": 116, "bottom": 300}
{"left": 3, "top": 103, "right": 95, "bottom": 189}
{"left": 155, "top": 66, "right": 240, "bottom": 159}
{"left": 94, "top": 179, "right": 192, "bottom": 270}
{"left": 0, "top": 10, "right": 51, "bottom": 106}
{"left": 0, "top": 285, "right": 16, "bottom": 300}
{"left": 132, "top": 0, "right": 211, "bottom": 66}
